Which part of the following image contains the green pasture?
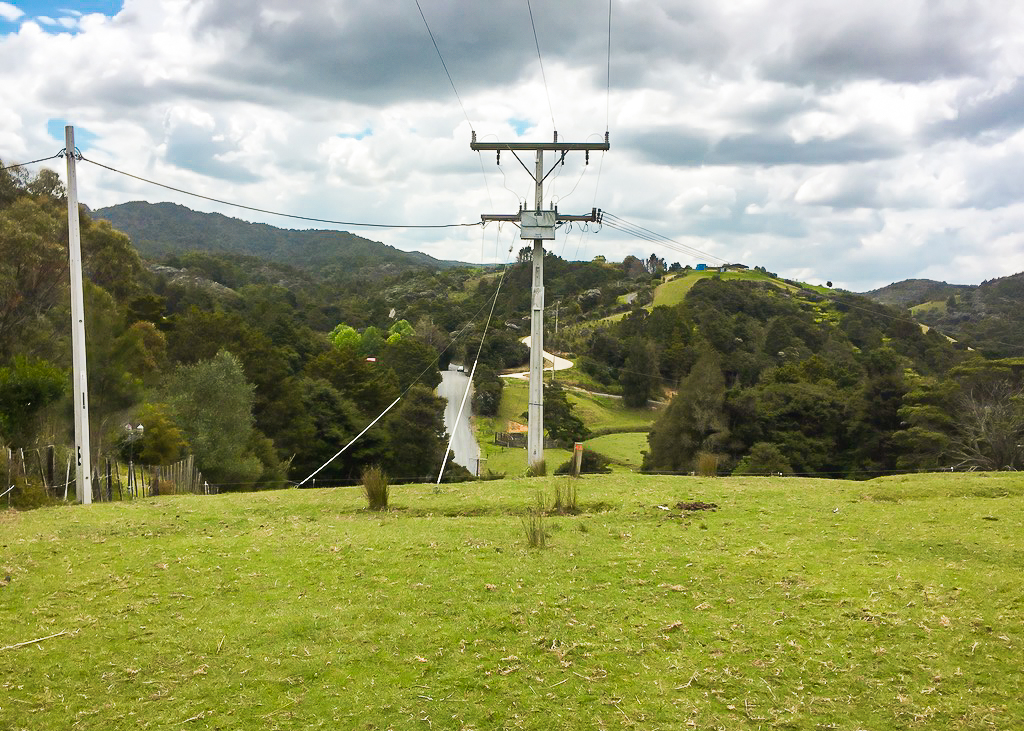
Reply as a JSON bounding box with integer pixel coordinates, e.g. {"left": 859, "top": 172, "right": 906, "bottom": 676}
{"left": 2, "top": 472, "right": 1022, "bottom": 730}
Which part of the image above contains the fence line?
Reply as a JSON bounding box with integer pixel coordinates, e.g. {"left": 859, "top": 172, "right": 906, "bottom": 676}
{"left": 2, "top": 447, "right": 215, "bottom": 504}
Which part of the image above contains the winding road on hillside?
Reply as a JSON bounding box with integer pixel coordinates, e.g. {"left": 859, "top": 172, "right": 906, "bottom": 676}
{"left": 500, "top": 336, "right": 574, "bottom": 380}
{"left": 437, "top": 366, "right": 482, "bottom": 475}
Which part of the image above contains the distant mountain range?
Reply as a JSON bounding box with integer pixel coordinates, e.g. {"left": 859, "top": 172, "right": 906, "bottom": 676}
{"left": 92, "top": 201, "right": 466, "bottom": 276}
{"left": 862, "top": 273, "right": 1024, "bottom": 357}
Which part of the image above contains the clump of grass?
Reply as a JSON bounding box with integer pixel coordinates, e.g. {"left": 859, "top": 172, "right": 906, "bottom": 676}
{"left": 695, "top": 451, "right": 720, "bottom": 477}
{"left": 552, "top": 480, "right": 578, "bottom": 515}
{"left": 526, "top": 459, "right": 547, "bottom": 477}
{"left": 523, "top": 491, "right": 547, "bottom": 547}
{"left": 361, "top": 465, "right": 389, "bottom": 511}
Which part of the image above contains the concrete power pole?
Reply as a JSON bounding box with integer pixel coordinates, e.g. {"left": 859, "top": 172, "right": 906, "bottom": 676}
{"left": 471, "top": 132, "right": 609, "bottom": 470}
{"left": 64, "top": 126, "right": 93, "bottom": 504}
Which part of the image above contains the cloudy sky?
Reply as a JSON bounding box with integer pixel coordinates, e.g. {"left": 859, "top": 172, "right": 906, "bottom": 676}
{"left": 2, "top": 0, "right": 1023, "bottom": 291}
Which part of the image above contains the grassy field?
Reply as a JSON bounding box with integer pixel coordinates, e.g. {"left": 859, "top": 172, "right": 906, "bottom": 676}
{"left": 2, "top": 472, "right": 1022, "bottom": 730}
{"left": 474, "top": 379, "right": 659, "bottom": 476}
{"left": 650, "top": 270, "right": 785, "bottom": 308}
{"left": 583, "top": 432, "right": 650, "bottom": 468}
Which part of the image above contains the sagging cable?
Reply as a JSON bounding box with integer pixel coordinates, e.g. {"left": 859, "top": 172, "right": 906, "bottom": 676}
{"left": 298, "top": 396, "right": 402, "bottom": 486}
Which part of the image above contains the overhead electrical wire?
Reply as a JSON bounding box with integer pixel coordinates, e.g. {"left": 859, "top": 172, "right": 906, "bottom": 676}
{"left": 526, "top": 0, "right": 557, "bottom": 133}
{"left": 601, "top": 211, "right": 730, "bottom": 265}
{"left": 606, "top": 0, "right": 612, "bottom": 134}
{"left": 412, "top": 0, "right": 495, "bottom": 214}
{"left": 436, "top": 229, "right": 514, "bottom": 483}
{"left": 1, "top": 152, "right": 64, "bottom": 171}
{"left": 79, "top": 155, "right": 480, "bottom": 230}
{"left": 414, "top": 0, "right": 474, "bottom": 133}
{"left": 299, "top": 236, "right": 516, "bottom": 487}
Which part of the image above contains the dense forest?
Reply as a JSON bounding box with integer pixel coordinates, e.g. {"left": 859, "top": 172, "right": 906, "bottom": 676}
{"left": 3, "top": 160, "right": 1023, "bottom": 507}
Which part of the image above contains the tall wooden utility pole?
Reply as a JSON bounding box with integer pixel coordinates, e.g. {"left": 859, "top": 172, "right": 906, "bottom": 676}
{"left": 471, "top": 132, "right": 609, "bottom": 470}
{"left": 64, "top": 126, "right": 93, "bottom": 504}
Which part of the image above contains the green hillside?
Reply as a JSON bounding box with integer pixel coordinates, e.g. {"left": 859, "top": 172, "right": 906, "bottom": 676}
{"left": 3, "top": 473, "right": 1022, "bottom": 730}
{"left": 92, "top": 201, "right": 463, "bottom": 275}
{"left": 651, "top": 268, "right": 793, "bottom": 308}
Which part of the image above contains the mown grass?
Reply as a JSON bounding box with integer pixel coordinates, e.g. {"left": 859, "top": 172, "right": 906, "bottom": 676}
{"left": 584, "top": 432, "right": 650, "bottom": 468}
{"left": 2, "top": 473, "right": 1022, "bottom": 730}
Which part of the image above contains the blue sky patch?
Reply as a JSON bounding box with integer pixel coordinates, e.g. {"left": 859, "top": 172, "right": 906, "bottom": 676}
{"left": 0, "top": 1, "right": 122, "bottom": 32}
{"left": 47, "top": 118, "right": 98, "bottom": 150}
{"left": 509, "top": 118, "right": 531, "bottom": 136}
{"left": 338, "top": 128, "right": 373, "bottom": 141}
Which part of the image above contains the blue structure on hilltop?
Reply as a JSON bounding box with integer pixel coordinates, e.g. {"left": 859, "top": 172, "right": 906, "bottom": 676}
{"left": 696, "top": 263, "right": 707, "bottom": 271}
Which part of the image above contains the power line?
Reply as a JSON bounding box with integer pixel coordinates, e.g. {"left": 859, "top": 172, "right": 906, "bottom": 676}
{"left": 79, "top": 155, "right": 480, "bottom": 230}
{"left": 414, "top": 0, "right": 474, "bottom": 133}
{"left": 299, "top": 242, "right": 516, "bottom": 486}
{"left": 1, "top": 152, "right": 64, "bottom": 171}
{"left": 412, "top": 0, "right": 494, "bottom": 212}
{"left": 605, "top": 0, "right": 612, "bottom": 134}
{"left": 526, "top": 0, "right": 557, "bottom": 133}
{"left": 601, "top": 212, "right": 730, "bottom": 265}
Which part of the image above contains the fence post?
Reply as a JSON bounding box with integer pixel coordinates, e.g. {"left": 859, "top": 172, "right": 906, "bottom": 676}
{"left": 572, "top": 442, "right": 584, "bottom": 477}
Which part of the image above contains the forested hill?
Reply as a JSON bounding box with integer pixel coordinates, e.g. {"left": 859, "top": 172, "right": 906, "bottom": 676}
{"left": 92, "top": 201, "right": 464, "bottom": 276}
{"left": 862, "top": 278, "right": 972, "bottom": 308}
{"left": 861, "top": 272, "right": 1024, "bottom": 357}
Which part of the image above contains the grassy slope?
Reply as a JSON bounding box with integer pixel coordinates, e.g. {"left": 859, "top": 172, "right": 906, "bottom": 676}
{"left": 474, "top": 379, "right": 660, "bottom": 476}
{"left": 583, "top": 432, "right": 650, "bottom": 468}
{"left": 651, "top": 270, "right": 794, "bottom": 308}
{"left": 2, "top": 473, "right": 1022, "bottom": 730}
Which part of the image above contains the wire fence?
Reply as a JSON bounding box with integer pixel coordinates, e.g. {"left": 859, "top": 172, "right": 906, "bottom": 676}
{"left": 2, "top": 447, "right": 214, "bottom": 506}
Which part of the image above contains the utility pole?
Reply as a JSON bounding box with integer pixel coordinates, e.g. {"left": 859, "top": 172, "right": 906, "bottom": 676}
{"left": 471, "top": 132, "right": 608, "bottom": 470}
{"left": 64, "top": 126, "right": 93, "bottom": 504}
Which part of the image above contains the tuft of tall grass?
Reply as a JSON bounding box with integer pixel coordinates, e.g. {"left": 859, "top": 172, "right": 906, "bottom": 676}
{"left": 552, "top": 480, "right": 578, "bottom": 515}
{"left": 526, "top": 459, "right": 547, "bottom": 477}
{"left": 361, "top": 465, "right": 389, "bottom": 510}
{"left": 695, "top": 451, "right": 720, "bottom": 477}
{"left": 522, "top": 491, "right": 547, "bottom": 547}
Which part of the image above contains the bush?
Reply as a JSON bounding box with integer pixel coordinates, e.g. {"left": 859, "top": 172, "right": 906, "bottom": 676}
{"left": 7, "top": 477, "right": 54, "bottom": 510}
{"left": 554, "top": 448, "right": 612, "bottom": 476}
{"left": 361, "top": 465, "right": 389, "bottom": 510}
{"left": 732, "top": 442, "right": 794, "bottom": 476}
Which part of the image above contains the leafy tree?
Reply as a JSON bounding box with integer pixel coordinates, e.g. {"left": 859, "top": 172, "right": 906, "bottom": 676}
{"left": 380, "top": 337, "right": 440, "bottom": 390}
{"left": 524, "top": 382, "right": 588, "bottom": 444}
{"left": 472, "top": 363, "right": 504, "bottom": 417}
{"left": 328, "top": 323, "right": 360, "bottom": 350}
{"left": 0, "top": 356, "right": 66, "bottom": 445}
{"left": 732, "top": 443, "right": 793, "bottom": 476}
{"left": 0, "top": 158, "right": 29, "bottom": 206}
{"left": 122, "top": 404, "right": 188, "bottom": 465}
{"left": 166, "top": 350, "right": 262, "bottom": 488}
{"left": 387, "top": 319, "right": 416, "bottom": 341}
{"left": 81, "top": 218, "right": 144, "bottom": 301}
{"left": 360, "top": 326, "right": 387, "bottom": 356}
{"left": 645, "top": 351, "right": 728, "bottom": 472}
{"left": 305, "top": 345, "right": 399, "bottom": 416}
{"left": 0, "top": 198, "right": 67, "bottom": 353}
{"left": 848, "top": 348, "right": 907, "bottom": 472}
{"left": 890, "top": 375, "right": 957, "bottom": 469}
{"left": 384, "top": 385, "right": 446, "bottom": 482}
{"left": 620, "top": 337, "right": 660, "bottom": 407}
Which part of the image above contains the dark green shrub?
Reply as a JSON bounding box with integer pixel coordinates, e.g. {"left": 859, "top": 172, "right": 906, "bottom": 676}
{"left": 554, "top": 448, "right": 612, "bottom": 476}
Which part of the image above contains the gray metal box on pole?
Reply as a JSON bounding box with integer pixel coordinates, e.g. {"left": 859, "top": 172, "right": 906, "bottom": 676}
{"left": 471, "top": 133, "right": 608, "bottom": 470}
